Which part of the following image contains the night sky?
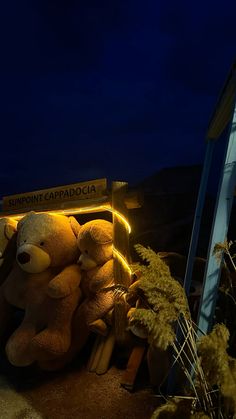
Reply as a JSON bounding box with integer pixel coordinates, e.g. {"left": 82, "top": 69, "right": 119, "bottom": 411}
{"left": 1, "top": 1, "right": 236, "bottom": 198}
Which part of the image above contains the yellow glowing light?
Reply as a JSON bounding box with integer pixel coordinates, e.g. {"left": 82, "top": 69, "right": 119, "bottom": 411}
{"left": 113, "top": 247, "right": 132, "bottom": 275}
{"left": 59, "top": 205, "right": 131, "bottom": 233}
{"left": 107, "top": 207, "right": 131, "bottom": 234}
{"left": 1, "top": 203, "right": 132, "bottom": 276}
{"left": 0, "top": 204, "right": 132, "bottom": 233}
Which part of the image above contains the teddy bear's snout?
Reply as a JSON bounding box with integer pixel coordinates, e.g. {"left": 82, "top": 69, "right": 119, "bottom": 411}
{"left": 17, "top": 251, "right": 31, "bottom": 264}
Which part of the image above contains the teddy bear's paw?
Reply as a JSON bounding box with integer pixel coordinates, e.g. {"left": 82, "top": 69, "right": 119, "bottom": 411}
{"left": 31, "top": 330, "right": 71, "bottom": 356}
{"left": 47, "top": 282, "right": 65, "bottom": 298}
{"left": 6, "top": 341, "right": 34, "bottom": 367}
{"left": 5, "top": 325, "right": 36, "bottom": 366}
{"left": 89, "top": 319, "right": 108, "bottom": 336}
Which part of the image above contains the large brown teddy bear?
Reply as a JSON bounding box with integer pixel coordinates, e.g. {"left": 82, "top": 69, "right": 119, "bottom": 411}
{"left": 0, "top": 211, "right": 82, "bottom": 368}
{"left": 38, "top": 218, "right": 115, "bottom": 371}
{"left": 0, "top": 217, "right": 18, "bottom": 286}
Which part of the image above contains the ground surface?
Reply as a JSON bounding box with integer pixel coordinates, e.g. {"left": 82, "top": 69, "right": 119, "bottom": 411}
{"left": 0, "top": 341, "right": 161, "bottom": 419}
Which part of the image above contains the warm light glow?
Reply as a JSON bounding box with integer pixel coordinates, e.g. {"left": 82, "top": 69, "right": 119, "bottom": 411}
{"left": 60, "top": 205, "right": 131, "bottom": 233}
{"left": 108, "top": 207, "right": 131, "bottom": 234}
{"left": 1, "top": 203, "right": 133, "bottom": 276}
{"left": 0, "top": 204, "right": 132, "bottom": 233}
{"left": 113, "top": 247, "right": 132, "bottom": 275}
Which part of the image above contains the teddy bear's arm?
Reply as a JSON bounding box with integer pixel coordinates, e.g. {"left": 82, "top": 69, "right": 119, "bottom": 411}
{"left": 88, "top": 259, "right": 114, "bottom": 293}
{"left": 47, "top": 264, "right": 81, "bottom": 298}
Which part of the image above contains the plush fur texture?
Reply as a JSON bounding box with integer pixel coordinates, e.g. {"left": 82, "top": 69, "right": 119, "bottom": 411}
{"left": 0, "top": 212, "right": 82, "bottom": 368}
{"left": 76, "top": 219, "right": 115, "bottom": 335}
{"left": 38, "top": 219, "right": 115, "bottom": 371}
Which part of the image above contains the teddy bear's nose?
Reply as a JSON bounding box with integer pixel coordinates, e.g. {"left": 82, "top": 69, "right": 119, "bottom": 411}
{"left": 17, "top": 252, "right": 31, "bottom": 264}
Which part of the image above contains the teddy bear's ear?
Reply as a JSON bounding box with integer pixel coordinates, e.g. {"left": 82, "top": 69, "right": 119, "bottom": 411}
{"left": 4, "top": 219, "right": 18, "bottom": 240}
{"left": 68, "top": 216, "right": 81, "bottom": 238}
{"left": 17, "top": 211, "right": 35, "bottom": 231}
{"left": 90, "top": 220, "right": 113, "bottom": 244}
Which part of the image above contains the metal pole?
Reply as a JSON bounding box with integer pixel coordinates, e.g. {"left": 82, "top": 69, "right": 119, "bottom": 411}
{"left": 184, "top": 140, "right": 215, "bottom": 296}
{"left": 198, "top": 100, "right": 236, "bottom": 335}
{"left": 167, "top": 140, "right": 215, "bottom": 394}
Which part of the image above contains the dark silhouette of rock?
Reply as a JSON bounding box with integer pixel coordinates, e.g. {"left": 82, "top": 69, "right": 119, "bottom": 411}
{"left": 130, "top": 165, "right": 215, "bottom": 258}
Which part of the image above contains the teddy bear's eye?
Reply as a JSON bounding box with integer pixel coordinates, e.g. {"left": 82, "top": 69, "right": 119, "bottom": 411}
{"left": 24, "top": 239, "right": 27, "bottom": 243}
{"left": 40, "top": 241, "right": 45, "bottom": 246}
{"left": 85, "top": 250, "right": 88, "bottom": 254}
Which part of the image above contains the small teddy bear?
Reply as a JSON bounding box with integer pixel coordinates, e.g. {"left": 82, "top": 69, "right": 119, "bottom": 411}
{"left": 76, "top": 219, "right": 115, "bottom": 338}
{"left": 0, "top": 211, "right": 82, "bottom": 368}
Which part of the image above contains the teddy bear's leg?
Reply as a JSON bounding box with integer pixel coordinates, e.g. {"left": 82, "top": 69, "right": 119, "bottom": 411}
{"left": 89, "top": 319, "right": 108, "bottom": 336}
{"left": 89, "top": 307, "right": 114, "bottom": 336}
{"left": 36, "top": 293, "right": 112, "bottom": 371}
{"left": 56, "top": 299, "right": 94, "bottom": 358}
{"left": 5, "top": 321, "right": 36, "bottom": 366}
{"left": 84, "top": 294, "right": 116, "bottom": 374}
{"left": 37, "top": 308, "right": 90, "bottom": 371}
{"left": 86, "top": 291, "right": 114, "bottom": 331}
{"left": 37, "top": 322, "right": 90, "bottom": 370}
{"left": 31, "top": 292, "right": 80, "bottom": 358}
{"left": 31, "top": 326, "right": 71, "bottom": 358}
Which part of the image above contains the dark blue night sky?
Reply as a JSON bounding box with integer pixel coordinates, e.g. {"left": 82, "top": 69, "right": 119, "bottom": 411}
{"left": 1, "top": 0, "right": 236, "bottom": 197}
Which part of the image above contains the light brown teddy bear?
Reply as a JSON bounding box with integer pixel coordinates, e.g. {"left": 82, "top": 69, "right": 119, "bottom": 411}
{"left": 0, "top": 211, "right": 82, "bottom": 368}
{"left": 38, "top": 218, "right": 115, "bottom": 371}
{"left": 0, "top": 217, "right": 18, "bottom": 286}
{"left": 76, "top": 219, "right": 115, "bottom": 337}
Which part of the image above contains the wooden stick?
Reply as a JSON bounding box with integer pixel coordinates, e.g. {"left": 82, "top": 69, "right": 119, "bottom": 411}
{"left": 95, "top": 329, "right": 116, "bottom": 375}
{"left": 112, "top": 181, "right": 131, "bottom": 344}
{"left": 121, "top": 344, "right": 147, "bottom": 391}
{"left": 87, "top": 336, "right": 105, "bottom": 372}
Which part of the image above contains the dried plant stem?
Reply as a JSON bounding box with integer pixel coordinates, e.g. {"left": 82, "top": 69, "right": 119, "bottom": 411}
{"left": 172, "top": 341, "right": 200, "bottom": 403}
{"left": 226, "top": 248, "right": 236, "bottom": 273}
{"left": 183, "top": 320, "right": 213, "bottom": 398}
{"left": 132, "top": 244, "right": 236, "bottom": 418}
{"left": 190, "top": 317, "right": 207, "bottom": 338}
{"left": 222, "top": 289, "right": 236, "bottom": 306}
{"left": 177, "top": 317, "right": 215, "bottom": 415}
